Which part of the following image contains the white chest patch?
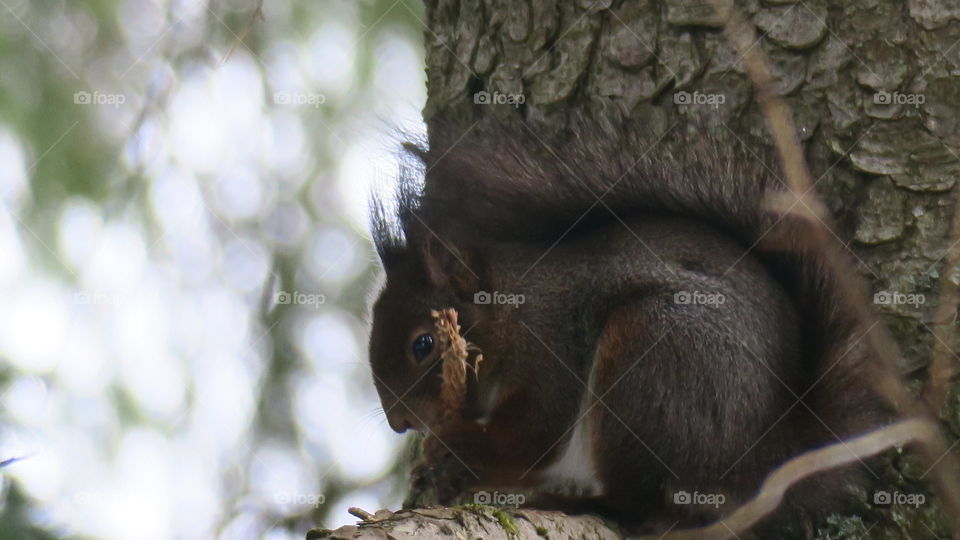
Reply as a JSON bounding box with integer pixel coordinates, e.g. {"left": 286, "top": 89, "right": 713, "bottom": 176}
{"left": 540, "top": 413, "right": 604, "bottom": 494}
{"left": 540, "top": 347, "right": 606, "bottom": 495}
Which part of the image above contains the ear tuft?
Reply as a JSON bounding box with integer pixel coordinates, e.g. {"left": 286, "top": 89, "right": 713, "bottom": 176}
{"left": 370, "top": 192, "right": 407, "bottom": 270}
{"left": 369, "top": 140, "right": 425, "bottom": 270}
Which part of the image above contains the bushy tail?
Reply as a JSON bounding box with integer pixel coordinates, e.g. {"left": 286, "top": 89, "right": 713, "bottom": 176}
{"left": 412, "top": 121, "right": 894, "bottom": 440}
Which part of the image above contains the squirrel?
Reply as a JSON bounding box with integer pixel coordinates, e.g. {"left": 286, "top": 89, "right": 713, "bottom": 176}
{"left": 367, "top": 119, "right": 895, "bottom": 533}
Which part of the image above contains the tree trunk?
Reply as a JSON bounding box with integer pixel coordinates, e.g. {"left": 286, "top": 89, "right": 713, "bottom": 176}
{"left": 311, "top": 0, "right": 960, "bottom": 537}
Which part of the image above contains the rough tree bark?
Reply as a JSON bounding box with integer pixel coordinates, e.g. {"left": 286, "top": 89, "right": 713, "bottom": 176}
{"left": 310, "top": 0, "right": 960, "bottom": 538}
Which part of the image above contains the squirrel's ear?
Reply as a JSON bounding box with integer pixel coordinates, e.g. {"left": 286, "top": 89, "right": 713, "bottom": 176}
{"left": 418, "top": 234, "right": 481, "bottom": 297}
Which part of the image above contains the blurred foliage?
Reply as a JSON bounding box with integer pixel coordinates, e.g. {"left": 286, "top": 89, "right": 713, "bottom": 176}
{"left": 0, "top": 482, "right": 61, "bottom": 540}
{"left": 0, "top": 0, "right": 427, "bottom": 538}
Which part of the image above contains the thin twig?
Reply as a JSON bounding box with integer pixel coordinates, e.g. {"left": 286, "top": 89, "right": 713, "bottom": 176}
{"left": 656, "top": 419, "right": 939, "bottom": 540}
{"left": 348, "top": 507, "right": 375, "bottom": 521}
{"left": 0, "top": 455, "right": 31, "bottom": 468}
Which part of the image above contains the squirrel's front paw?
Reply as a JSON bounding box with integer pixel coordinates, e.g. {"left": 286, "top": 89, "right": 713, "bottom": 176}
{"left": 405, "top": 437, "right": 473, "bottom": 506}
{"left": 421, "top": 433, "right": 449, "bottom": 463}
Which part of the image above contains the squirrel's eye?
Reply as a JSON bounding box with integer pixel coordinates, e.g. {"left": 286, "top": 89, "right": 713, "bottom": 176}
{"left": 411, "top": 333, "right": 435, "bottom": 362}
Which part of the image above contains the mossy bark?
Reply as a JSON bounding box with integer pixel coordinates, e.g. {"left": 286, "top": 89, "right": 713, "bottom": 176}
{"left": 307, "top": 506, "right": 627, "bottom": 540}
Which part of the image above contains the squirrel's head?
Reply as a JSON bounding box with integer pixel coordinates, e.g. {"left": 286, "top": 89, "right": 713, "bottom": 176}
{"left": 369, "top": 216, "right": 481, "bottom": 433}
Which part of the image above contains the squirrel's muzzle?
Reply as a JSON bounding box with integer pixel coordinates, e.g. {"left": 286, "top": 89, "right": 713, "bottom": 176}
{"left": 385, "top": 405, "right": 420, "bottom": 433}
{"left": 387, "top": 414, "right": 412, "bottom": 433}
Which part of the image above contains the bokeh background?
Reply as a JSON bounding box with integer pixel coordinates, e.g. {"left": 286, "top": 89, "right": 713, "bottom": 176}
{"left": 0, "top": 0, "right": 426, "bottom": 538}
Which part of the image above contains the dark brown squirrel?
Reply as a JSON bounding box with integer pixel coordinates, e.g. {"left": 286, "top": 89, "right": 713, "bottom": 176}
{"left": 367, "top": 120, "right": 896, "bottom": 533}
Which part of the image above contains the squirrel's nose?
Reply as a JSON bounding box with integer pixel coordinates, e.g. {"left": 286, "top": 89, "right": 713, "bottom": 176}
{"left": 386, "top": 411, "right": 413, "bottom": 433}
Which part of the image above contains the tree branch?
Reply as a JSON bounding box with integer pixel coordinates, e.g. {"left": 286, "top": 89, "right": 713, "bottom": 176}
{"left": 306, "top": 506, "right": 627, "bottom": 540}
